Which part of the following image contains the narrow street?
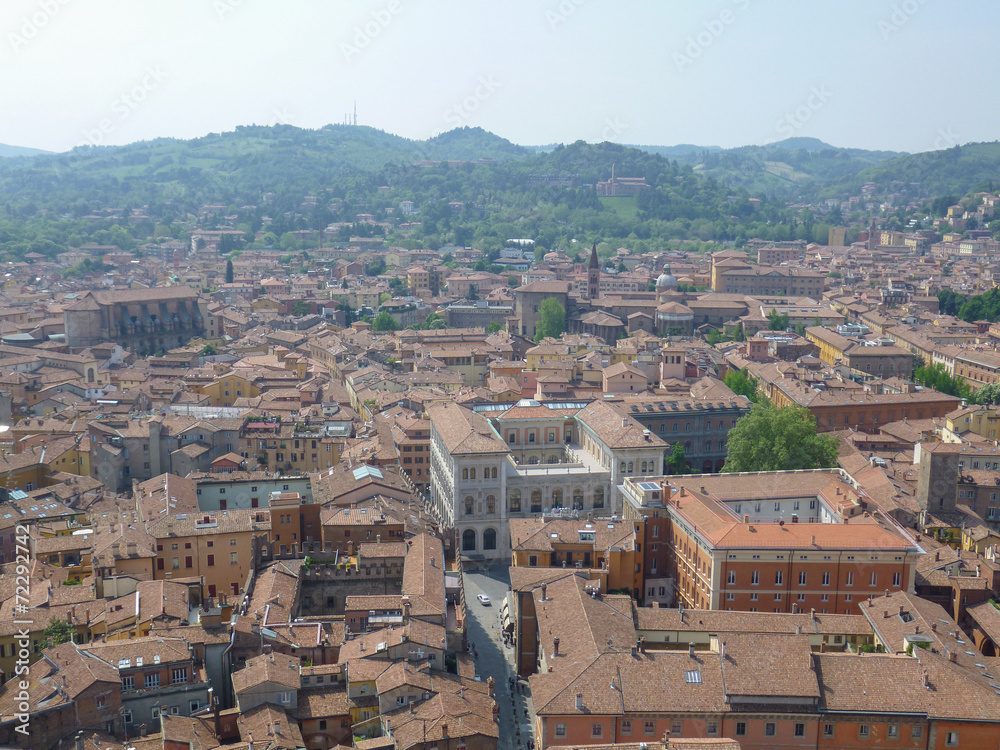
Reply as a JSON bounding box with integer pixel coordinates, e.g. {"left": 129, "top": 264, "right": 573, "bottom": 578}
{"left": 463, "top": 564, "right": 536, "bottom": 750}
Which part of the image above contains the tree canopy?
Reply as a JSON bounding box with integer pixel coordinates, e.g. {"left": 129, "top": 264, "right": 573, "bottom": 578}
{"left": 44, "top": 616, "right": 74, "bottom": 646}
{"left": 371, "top": 311, "right": 399, "bottom": 332}
{"left": 723, "top": 369, "right": 759, "bottom": 402}
{"left": 913, "top": 363, "right": 972, "bottom": 399}
{"left": 722, "top": 402, "right": 839, "bottom": 473}
{"left": 534, "top": 298, "right": 566, "bottom": 342}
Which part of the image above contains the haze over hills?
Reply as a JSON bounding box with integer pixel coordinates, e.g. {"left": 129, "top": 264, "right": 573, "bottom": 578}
{"left": 0, "top": 123, "right": 998, "bottom": 217}
{"left": 0, "top": 143, "right": 51, "bottom": 158}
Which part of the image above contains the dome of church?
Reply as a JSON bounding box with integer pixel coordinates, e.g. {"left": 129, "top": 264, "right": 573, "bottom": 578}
{"left": 655, "top": 263, "right": 679, "bottom": 289}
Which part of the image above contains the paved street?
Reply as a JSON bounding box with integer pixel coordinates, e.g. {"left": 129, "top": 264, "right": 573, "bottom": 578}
{"left": 463, "top": 564, "right": 535, "bottom": 750}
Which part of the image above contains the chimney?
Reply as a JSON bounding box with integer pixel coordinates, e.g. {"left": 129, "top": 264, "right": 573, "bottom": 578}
{"left": 949, "top": 650, "right": 957, "bottom": 663}
{"left": 795, "top": 625, "right": 802, "bottom": 635}
{"left": 923, "top": 670, "right": 930, "bottom": 687}
{"left": 575, "top": 693, "right": 584, "bottom": 710}
{"left": 688, "top": 644, "right": 695, "bottom": 658}
{"left": 210, "top": 687, "right": 221, "bottom": 738}
{"left": 140, "top": 724, "right": 148, "bottom": 737}
{"left": 639, "top": 636, "right": 646, "bottom": 654}
{"left": 430, "top": 558, "right": 436, "bottom": 567}
{"left": 791, "top": 603, "right": 798, "bottom": 614}
{"left": 935, "top": 550, "right": 940, "bottom": 562}
{"left": 811, "top": 535, "right": 816, "bottom": 545}
{"left": 899, "top": 605, "right": 904, "bottom": 616}
{"left": 541, "top": 584, "right": 547, "bottom": 601}
{"left": 884, "top": 611, "right": 889, "bottom": 619}
{"left": 743, "top": 514, "right": 749, "bottom": 524}
{"left": 553, "top": 637, "right": 560, "bottom": 656}
{"left": 931, "top": 622, "right": 937, "bottom": 633}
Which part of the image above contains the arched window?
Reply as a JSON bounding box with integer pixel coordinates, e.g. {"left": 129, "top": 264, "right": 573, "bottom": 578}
{"left": 528, "top": 456, "right": 539, "bottom": 465}
{"left": 620, "top": 461, "right": 627, "bottom": 473}
{"left": 547, "top": 455, "right": 558, "bottom": 464}
{"left": 509, "top": 490, "right": 521, "bottom": 513}
{"left": 483, "top": 528, "right": 497, "bottom": 551}
{"left": 530, "top": 490, "right": 542, "bottom": 513}
{"left": 572, "top": 488, "right": 584, "bottom": 510}
{"left": 462, "top": 468, "right": 469, "bottom": 480}
{"left": 627, "top": 461, "right": 633, "bottom": 473}
{"left": 491, "top": 467, "right": 498, "bottom": 479}
{"left": 470, "top": 468, "right": 476, "bottom": 480}
{"left": 594, "top": 487, "right": 605, "bottom": 508}
{"left": 640, "top": 461, "right": 647, "bottom": 473}
{"left": 462, "top": 529, "right": 476, "bottom": 551}
{"left": 464, "top": 497, "right": 474, "bottom": 516}
{"left": 486, "top": 495, "right": 496, "bottom": 514}
{"left": 552, "top": 489, "right": 563, "bottom": 508}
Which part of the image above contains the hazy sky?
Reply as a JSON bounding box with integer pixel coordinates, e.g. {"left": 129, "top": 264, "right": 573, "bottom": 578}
{"left": 2, "top": 0, "right": 995, "bottom": 154}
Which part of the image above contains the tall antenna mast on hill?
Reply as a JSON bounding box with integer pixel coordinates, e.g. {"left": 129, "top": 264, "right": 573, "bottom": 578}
{"left": 354, "top": 100, "right": 357, "bottom": 127}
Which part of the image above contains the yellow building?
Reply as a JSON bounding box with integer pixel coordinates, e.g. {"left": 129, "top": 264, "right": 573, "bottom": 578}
{"left": 148, "top": 509, "right": 270, "bottom": 599}
{"left": 509, "top": 517, "right": 643, "bottom": 597}
{"left": 944, "top": 404, "right": 1000, "bottom": 442}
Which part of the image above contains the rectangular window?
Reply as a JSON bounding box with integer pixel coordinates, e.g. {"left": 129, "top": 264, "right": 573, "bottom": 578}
{"left": 870, "top": 572, "right": 877, "bottom": 586}
{"left": 823, "top": 724, "right": 834, "bottom": 738}
{"left": 231, "top": 552, "right": 238, "bottom": 564}
{"left": 122, "top": 676, "right": 134, "bottom": 691}
{"left": 706, "top": 721, "right": 718, "bottom": 736}
{"left": 280, "top": 691, "right": 292, "bottom": 704}
{"left": 893, "top": 572, "right": 901, "bottom": 587}
{"left": 735, "top": 723, "right": 746, "bottom": 737}
{"left": 727, "top": 571, "right": 735, "bottom": 585}
{"left": 644, "top": 721, "right": 654, "bottom": 736}
{"left": 620, "top": 720, "right": 631, "bottom": 736}
{"left": 822, "top": 571, "right": 830, "bottom": 586}
{"left": 207, "top": 555, "right": 214, "bottom": 566}
{"left": 795, "top": 723, "right": 805, "bottom": 737}
{"left": 172, "top": 668, "right": 187, "bottom": 684}
{"left": 591, "top": 723, "right": 603, "bottom": 738}
{"left": 751, "top": 570, "right": 759, "bottom": 585}
{"left": 145, "top": 673, "right": 160, "bottom": 689}
{"left": 911, "top": 726, "right": 923, "bottom": 739}
{"left": 859, "top": 725, "right": 870, "bottom": 738}
{"left": 670, "top": 721, "right": 681, "bottom": 736}
{"left": 775, "top": 571, "right": 783, "bottom": 585}
{"left": 799, "top": 571, "right": 806, "bottom": 585}
{"left": 888, "top": 725, "right": 899, "bottom": 738}
{"left": 846, "top": 571, "right": 854, "bottom": 586}
{"left": 946, "top": 731, "right": 959, "bottom": 746}
{"left": 765, "top": 722, "right": 776, "bottom": 737}
{"left": 555, "top": 724, "right": 566, "bottom": 738}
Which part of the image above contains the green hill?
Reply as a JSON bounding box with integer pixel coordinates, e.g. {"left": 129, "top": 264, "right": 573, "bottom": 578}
{"left": 669, "top": 140, "right": 905, "bottom": 195}
{"left": 830, "top": 141, "right": 1000, "bottom": 197}
{"left": 0, "top": 143, "right": 51, "bottom": 158}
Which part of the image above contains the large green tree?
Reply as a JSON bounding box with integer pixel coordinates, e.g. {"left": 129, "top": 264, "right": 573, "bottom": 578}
{"left": 372, "top": 310, "right": 399, "bottom": 332}
{"left": 723, "top": 370, "right": 759, "bottom": 402}
{"left": 722, "top": 402, "right": 839, "bottom": 473}
{"left": 44, "top": 616, "right": 74, "bottom": 645}
{"left": 913, "top": 363, "right": 973, "bottom": 399}
{"left": 534, "top": 298, "right": 566, "bottom": 342}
